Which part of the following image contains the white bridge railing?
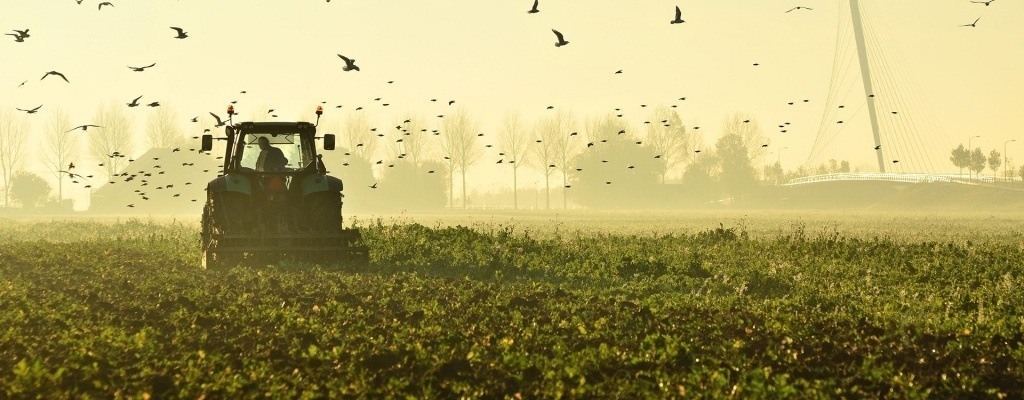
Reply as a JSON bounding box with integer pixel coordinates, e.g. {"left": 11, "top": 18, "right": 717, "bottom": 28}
{"left": 784, "top": 173, "right": 992, "bottom": 186}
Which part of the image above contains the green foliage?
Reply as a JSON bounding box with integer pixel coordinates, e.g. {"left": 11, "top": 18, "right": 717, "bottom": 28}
{"left": 9, "top": 171, "right": 51, "bottom": 209}
{"left": 970, "top": 147, "right": 986, "bottom": 176}
{"left": 569, "top": 129, "right": 660, "bottom": 208}
{"left": 715, "top": 133, "right": 757, "bottom": 199}
{"left": 0, "top": 219, "right": 1022, "bottom": 398}
{"left": 988, "top": 150, "right": 1001, "bottom": 179}
{"left": 950, "top": 144, "right": 969, "bottom": 175}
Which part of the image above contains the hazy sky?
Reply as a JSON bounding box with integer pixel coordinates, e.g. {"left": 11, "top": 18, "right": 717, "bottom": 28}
{"left": 3, "top": 0, "right": 1022, "bottom": 197}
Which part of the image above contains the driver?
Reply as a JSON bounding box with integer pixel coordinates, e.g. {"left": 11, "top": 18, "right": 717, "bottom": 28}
{"left": 255, "top": 136, "right": 288, "bottom": 172}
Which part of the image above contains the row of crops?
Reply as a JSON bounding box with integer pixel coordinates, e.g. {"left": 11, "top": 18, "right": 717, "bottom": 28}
{"left": 1, "top": 218, "right": 1022, "bottom": 397}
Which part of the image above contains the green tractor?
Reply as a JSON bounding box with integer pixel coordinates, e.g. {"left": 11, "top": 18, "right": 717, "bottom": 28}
{"left": 199, "top": 106, "right": 366, "bottom": 269}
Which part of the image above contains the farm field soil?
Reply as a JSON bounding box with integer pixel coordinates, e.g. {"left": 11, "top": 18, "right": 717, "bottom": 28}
{"left": 1, "top": 215, "right": 1022, "bottom": 398}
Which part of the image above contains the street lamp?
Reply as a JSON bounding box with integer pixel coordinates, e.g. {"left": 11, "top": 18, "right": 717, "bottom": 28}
{"left": 1005, "top": 139, "right": 1016, "bottom": 186}
{"left": 968, "top": 135, "right": 981, "bottom": 180}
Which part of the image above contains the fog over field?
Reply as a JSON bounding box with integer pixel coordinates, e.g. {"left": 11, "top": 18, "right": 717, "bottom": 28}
{"left": 2, "top": 1, "right": 1022, "bottom": 398}
{"left": 1, "top": 0, "right": 1022, "bottom": 214}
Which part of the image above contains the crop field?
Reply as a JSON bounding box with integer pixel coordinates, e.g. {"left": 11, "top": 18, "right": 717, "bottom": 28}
{"left": 1, "top": 212, "right": 1023, "bottom": 398}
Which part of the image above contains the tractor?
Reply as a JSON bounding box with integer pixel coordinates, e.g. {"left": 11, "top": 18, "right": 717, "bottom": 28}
{"left": 199, "top": 106, "right": 367, "bottom": 269}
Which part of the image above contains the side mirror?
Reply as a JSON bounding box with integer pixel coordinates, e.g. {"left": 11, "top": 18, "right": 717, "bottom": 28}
{"left": 323, "top": 134, "right": 336, "bottom": 151}
{"left": 201, "top": 135, "right": 213, "bottom": 152}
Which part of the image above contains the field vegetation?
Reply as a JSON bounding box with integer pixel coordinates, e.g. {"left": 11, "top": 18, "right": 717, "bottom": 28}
{"left": 1, "top": 213, "right": 1022, "bottom": 398}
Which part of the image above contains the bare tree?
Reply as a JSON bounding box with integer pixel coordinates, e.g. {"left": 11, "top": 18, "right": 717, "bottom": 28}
{"left": 438, "top": 108, "right": 481, "bottom": 209}
{"left": 343, "top": 112, "right": 377, "bottom": 162}
{"left": 529, "top": 114, "right": 561, "bottom": 209}
{"left": 389, "top": 113, "right": 429, "bottom": 166}
{"left": 145, "top": 107, "right": 185, "bottom": 149}
{"left": 0, "top": 108, "right": 30, "bottom": 207}
{"left": 89, "top": 102, "right": 133, "bottom": 181}
{"left": 42, "top": 107, "right": 77, "bottom": 203}
{"left": 722, "top": 112, "right": 767, "bottom": 161}
{"left": 550, "top": 110, "right": 580, "bottom": 209}
{"left": 498, "top": 112, "right": 529, "bottom": 209}
{"left": 644, "top": 106, "right": 688, "bottom": 183}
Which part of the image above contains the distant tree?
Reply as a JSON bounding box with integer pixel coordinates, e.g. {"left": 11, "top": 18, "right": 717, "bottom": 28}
{"left": 0, "top": 108, "right": 30, "bottom": 207}
{"left": 438, "top": 108, "right": 481, "bottom": 209}
{"left": 763, "top": 161, "right": 784, "bottom": 185}
{"left": 788, "top": 165, "right": 811, "bottom": 180}
{"left": 145, "top": 107, "right": 185, "bottom": 149}
{"left": 343, "top": 113, "right": 376, "bottom": 162}
{"left": 10, "top": 171, "right": 51, "bottom": 209}
{"left": 987, "top": 149, "right": 1001, "bottom": 183}
{"left": 715, "top": 133, "right": 757, "bottom": 200}
{"left": 1004, "top": 158, "right": 1016, "bottom": 182}
{"left": 840, "top": 160, "right": 851, "bottom": 173}
{"left": 42, "top": 107, "right": 77, "bottom": 204}
{"left": 497, "top": 112, "right": 529, "bottom": 209}
{"left": 89, "top": 102, "right": 133, "bottom": 181}
{"left": 1019, "top": 165, "right": 1024, "bottom": 186}
{"left": 815, "top": 163, "right": 829, "bottom": 175}
{"left": 644, "top": 106, "right": 688, "bottom": 183}
{"left": 528, "top": 114, "right": 560, "bottom": 210}
{"left": 570, "top": 114, "right": 659, "bottom": 208}
{"left": 950, "top": 144, "right": 969, "bottom": 176}
{"left": 681, "top": 152, "right": 719, "bottom": 203}
{"left": 721, "top": 113, "right": 767, "bottom": 162}
{"left": 969, "top": 147, "right": 986, "bottom": 180}
{"left": 389, "top": 114, "right": 429, "bottom": 166}
{"left": 550, "top": 110, "right": 581, "bottom": 209}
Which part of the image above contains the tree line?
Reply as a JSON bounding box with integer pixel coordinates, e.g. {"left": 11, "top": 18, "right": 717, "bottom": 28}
{"left": 8, "top": 101, "right": 1016, "bottom": 213}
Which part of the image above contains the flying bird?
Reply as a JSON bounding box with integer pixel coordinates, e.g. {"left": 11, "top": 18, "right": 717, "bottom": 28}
{"left": 147, "top": 102, "right": 160, "bottom": 107}
{"left": 961, "top": 17, "right": 981, "bottom": 27}
{"left": 337, "top": 54, "right": 360, "bottom": 71}
{"left": 5, "top": 33, "right": 26, "bottom": 43}
{"left": 16, "top": 105, "right": 42, "bottom": 114}
{"left": 552, "top": 29, "right": 569, "bottom": 47}
{"left": 528, "top": 0, "right": 539, "bottom": 13}
{"left": 128, "top": 63, "right": 155, "bottom": 71}
{"left": 785, "top": 6, "right": 813, "bottom": 13}
{"left": 41, "top": 71, "right": 69, "bottom": 83}
{"left": 67, "top": 124, "right": 102, "bottom": 132}
{"left": 127, "top": 95, "right": 143, "bottom": 107}
{"left": 98, "top": 2, "right": 113, "bottom": 10}
{"left": 971, "top": 0, "right": 995, "bottom": 5}
{"left": 170, "top": 27, "right": 188, "bottom": 39}
{"left": 671, "top": 6, "right": 685, "bottom": 24}
{"left": 209, "top": 112, "right": 226, "bottom": 127}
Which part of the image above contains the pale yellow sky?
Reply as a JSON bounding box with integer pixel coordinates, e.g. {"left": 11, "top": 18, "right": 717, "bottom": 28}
{"left": 3, "top": 0, "right": 1022, "bottom": 197}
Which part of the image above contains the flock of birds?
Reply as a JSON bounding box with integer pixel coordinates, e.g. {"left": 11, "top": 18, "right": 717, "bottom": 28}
{"left": 4, "top": 1, "right": 1000, "bottom": 208}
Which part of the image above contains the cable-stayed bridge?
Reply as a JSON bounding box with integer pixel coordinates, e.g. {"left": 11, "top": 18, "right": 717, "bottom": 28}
{"left": 799, "top": 0, "right": 957, "bottom": 183}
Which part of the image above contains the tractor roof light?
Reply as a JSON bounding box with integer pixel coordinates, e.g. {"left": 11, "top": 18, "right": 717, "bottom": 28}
{"left": 227, "top": 105, "right": 235, "bottom": 116}
{"left": 315, "top": 106, "right": 323, "bottom": 116}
